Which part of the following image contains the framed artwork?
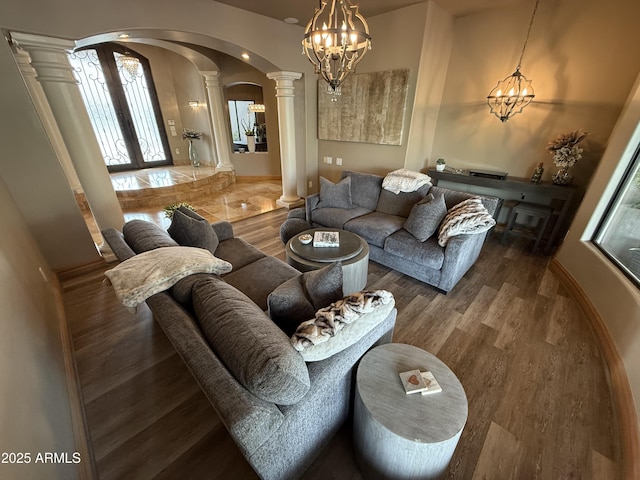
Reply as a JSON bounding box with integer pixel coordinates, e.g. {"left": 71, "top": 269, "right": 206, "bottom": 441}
{"left": 318, "top": 69, "right": 409, "bottom": 146}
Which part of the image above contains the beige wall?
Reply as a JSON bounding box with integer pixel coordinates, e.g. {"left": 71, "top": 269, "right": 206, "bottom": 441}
{"left": 433, "top": 0, "right": 640, "bottom": 185}
{"left": 556, "top": 73, "right": 640, "bottom": 418}
{"left": 0, "top": 175, "right": 80, "bottom": 479}
{"left": 316, "top": 2, "right": 430, "bottom": 183}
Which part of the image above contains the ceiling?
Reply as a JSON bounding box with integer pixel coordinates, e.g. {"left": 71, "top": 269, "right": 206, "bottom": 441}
{"left": 214, "top": 0, "right": 527, "bottom": 23}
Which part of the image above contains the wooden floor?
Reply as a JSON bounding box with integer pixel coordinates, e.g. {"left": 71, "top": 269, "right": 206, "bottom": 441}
{"left": 62, "top": 209, "right": 622, "bottom": 480}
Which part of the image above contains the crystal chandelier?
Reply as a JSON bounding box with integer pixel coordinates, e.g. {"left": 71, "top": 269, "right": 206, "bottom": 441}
{"left": 487, "top": 0, "right": 540, "bottom": 122}
{"left": 302, "top": 0, "right": 372, "bottom": 97}
{"left": 119, "top": 52, "right": 140, "bottom": 76}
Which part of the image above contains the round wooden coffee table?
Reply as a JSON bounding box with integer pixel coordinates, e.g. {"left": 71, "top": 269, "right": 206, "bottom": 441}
{"left": 285, "top": 228, "right": 369, "bottom": 295}
{"left": 354, "top": 343, "right": 468, "bottom": 479}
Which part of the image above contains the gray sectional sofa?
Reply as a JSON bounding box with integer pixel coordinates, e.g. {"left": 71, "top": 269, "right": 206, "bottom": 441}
{"left": 303, "top": 171, "right": 498, "bottom": 293}
{"left": 102, "top": 215, "right": 396, "bottom": 480}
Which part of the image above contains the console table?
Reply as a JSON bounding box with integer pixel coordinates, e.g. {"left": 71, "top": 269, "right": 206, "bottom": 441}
{"left": 428, "top": 170, "right": 582, "bottom": 253}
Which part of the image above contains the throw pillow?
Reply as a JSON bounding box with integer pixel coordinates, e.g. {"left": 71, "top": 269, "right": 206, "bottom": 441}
{"left": 168, "top": 207, "right": 219, "bottom": 254}
{"left": 291, "top": 290, "right": 395, "bottom": 362}
{"left": 438, "top": 197, "right": 496, "bottom": 247}
{"left": 267, "top": 262, "right": 344, "bottom": 336}
{"left": 404, "top": 192, "right": 448, "bottom": 242}
{"left": 317, "top": 176, "right": 353, "bottom": 209}
{"left": 104, "top": 246, "right": 232, "bottom": 308}
{"left": 123, "top": 219, "right": 178, "bottom": 253}
{"left": 193, "top": 276, "right": 310, "bottom": 405}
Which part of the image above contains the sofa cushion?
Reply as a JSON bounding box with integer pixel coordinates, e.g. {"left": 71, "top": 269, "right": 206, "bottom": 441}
{"left": 438, "top": 197, "right": 496, "bottom": 247}
{"left": 214, "top": 237, "right": 266, "bottom": 270}
{"left": 384, "top": 229, "right": 445, "bottom": 269}
{"left": 291, "top": 290, "right": 395, "bottom": 362}
{"left": 223, "top": 256, "right": 300, "bottom": 310}
{"left": 168, "top": 207, "right": 219, "bottom": 254}
{"left": 267, "top": 262, "right": 343, "bottom": 336}
{"left": 340, "top": 171, "right": 383, "bottom": 210}
{"left": 105, "top": 246, "right": 232, "bottom": 308}
{"left": 311, "top": 206, "right": 370, "bottom": 229}
{"left": 193, "top": 276, "right": 310, "bottom": 405}
{"left": 123, "top": 219, "right": 178, "bottom": 253}
{"left": 344, "top": 212, "right": 405, "bottom": 248}
{"left": 317, "top": 176, "right": 353, "bottom": 209}
{"left": 375, "top": 183, "right": 431, "bottom": 218}
{"left": 404, "top": 192, "right": 448, "bottom": 242}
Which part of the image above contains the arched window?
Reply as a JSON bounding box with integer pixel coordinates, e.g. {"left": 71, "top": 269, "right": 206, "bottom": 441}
{"left": 68, "top": 43, "right": 172, "bottom": 171}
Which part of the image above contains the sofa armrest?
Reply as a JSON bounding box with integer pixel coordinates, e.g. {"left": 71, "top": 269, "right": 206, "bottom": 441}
{"left": 438, "top": 232, "right": 487, "bottom": 293}
{"left": 305, "top": 193, "right": 320, "bottom": 221}
{"left": 101, "top": 228, "right": 136, "bottom": 261}
{"left": 211, "top": 221, "right": 234, "bottom": 241}
{"left": 287, "top": 207, "right": 307, "bottom": 220}
{"left": 146, "top": 293, "right": 284, "bottom": 457}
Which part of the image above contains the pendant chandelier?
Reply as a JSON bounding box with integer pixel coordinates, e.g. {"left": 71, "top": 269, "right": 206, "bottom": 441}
{"left": 487, "top": 0, "right": 540, "bottom": 122}
{"left": 302, "top": 0, "right": 372, "bottom": 97}
{"left": 119, "top": 52, "right": 140, "bottom": 76}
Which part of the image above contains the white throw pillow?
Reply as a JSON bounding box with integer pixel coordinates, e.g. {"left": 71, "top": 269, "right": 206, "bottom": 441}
{"left": 105, "top": 246, "right": 232, "bottom": 307}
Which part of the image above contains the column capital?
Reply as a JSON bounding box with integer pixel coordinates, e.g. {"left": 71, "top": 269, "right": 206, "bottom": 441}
{"left": 267, "top": 71, "right": 303, "bottom": 83}
{"left": 201, "top": 71, "right": 222, "bottom": 89}
{"left": 11, "top": 32, "right": 76, "bottom": 52}
{"left": 267, "top": 71, "right": 302, "bottom": 98}
{"left": 10, "top": 32, "right": 78, "bottom": 85}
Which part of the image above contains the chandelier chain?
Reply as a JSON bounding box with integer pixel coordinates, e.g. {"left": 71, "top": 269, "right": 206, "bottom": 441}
{"left": 516, "top": 0, "right": 541, "bottom": 70}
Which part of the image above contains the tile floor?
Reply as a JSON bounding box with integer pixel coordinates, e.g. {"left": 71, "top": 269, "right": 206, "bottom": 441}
{"left": 83, "top": 167, "right": 284, "bottom": 244}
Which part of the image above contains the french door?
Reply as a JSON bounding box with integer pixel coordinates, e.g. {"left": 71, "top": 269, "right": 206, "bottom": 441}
{"left": 68, "top": 44, "right": 172, "bottom": 171}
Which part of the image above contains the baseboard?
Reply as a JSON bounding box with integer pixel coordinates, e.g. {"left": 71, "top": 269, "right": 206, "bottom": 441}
{"left": 55, "top": 259, "right": 108, "bottom": 283}
{"left": 52, "top": 276, "right": 97, "bottom": 479}
{"left": 235, "top": 175, "right": 282, "bottom": 182}
{"left": 550, "top": 258, "right": 640, "bottom": 479}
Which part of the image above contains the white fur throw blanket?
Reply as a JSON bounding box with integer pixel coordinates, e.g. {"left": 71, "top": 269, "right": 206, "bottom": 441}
{"left": 291, "top": 290, "right": 394, "bottom": 351}
{"left": 105, "top": 246, "right": 232, "bottom": 307}
{"left": 438, "top": 197, "right": 496, "bottom": 247}
{"left": 382, "top": 168, "right": 432, "bottom": 194}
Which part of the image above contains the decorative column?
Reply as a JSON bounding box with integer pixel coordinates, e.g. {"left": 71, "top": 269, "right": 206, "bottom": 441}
{"left": 11, "top": 32, "right": 124, "bottom": 233}
{"left": 266, "top": 71, "right": 304, "bottom": 209}
{"left": 13, "top": 48, "right": 83, "bottom": 195}
{"left": 202, "top": 71, "right": 234, "bottom": 172}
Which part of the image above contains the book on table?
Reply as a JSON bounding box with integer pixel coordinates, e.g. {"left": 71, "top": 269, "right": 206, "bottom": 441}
{"left": 313, "top": 231, "right": 340, "bottom": 247}
{"left": 398, "top": 369, "right": 443, "bottom": 395}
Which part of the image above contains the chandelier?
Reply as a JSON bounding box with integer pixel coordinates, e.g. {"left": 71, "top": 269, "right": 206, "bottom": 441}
{"left": 487, "top": 0, "right": 540, "bottom": 122}
{"left": 119, "top": 52, "right": 140, "bottom": 76}
{"left": 302, "top": 0, "right": 372, "bottom": 97}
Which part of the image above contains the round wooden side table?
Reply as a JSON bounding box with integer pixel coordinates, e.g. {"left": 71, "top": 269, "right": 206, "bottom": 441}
{"left": 354, "top": 343, "right": 468, "bottom": 479}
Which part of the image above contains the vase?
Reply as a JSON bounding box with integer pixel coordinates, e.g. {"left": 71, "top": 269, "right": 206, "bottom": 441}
{"left": 552, "top": 167, "right": 573, "bottom": 185}
{"left": 188, "top": 140, "right": 200, "bottom": 167}
{"left": 246, "top": 135, "right": 256, "bottom": 153}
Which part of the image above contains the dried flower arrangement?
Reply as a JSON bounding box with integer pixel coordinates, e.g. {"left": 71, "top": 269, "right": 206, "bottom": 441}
{"left": 546, "top": 130, "right": 589, "bottom": 168}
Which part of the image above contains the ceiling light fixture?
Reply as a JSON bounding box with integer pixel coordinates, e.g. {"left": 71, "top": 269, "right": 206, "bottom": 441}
{"left": 119, "top": 52, "right": 140, "bottom": 76}
{"left": 302, "top": 0, "right": 372, "bottom": 99}
{"left": 487, "top": 0, "right": 540, "bottom": 122}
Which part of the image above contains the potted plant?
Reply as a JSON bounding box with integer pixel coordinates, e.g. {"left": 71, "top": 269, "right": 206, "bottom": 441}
{"left": 436, "top": 158, "right": 446, "bottom": 172}
{"left": 164, "top": 202, "right": 196, "bottom": 219}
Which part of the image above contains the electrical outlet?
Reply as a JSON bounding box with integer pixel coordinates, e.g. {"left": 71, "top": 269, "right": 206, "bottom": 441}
{"left": 308, "top": 180, "right": 313, "bottom": 188}
{"left": 175, "top": 148, "right": 180, "bottom": 154}
{"left": 336, "top": 157, "right": 343, "bottom": 166}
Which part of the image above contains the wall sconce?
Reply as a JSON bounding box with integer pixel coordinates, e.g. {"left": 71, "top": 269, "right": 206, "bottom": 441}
{"left": 188, "top": 101, "right": 200, "bottom": 110}
{"left": 249, "top": 104, "right": 266, "bottom": 113}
